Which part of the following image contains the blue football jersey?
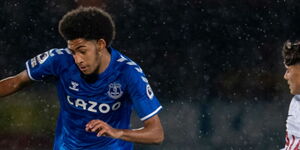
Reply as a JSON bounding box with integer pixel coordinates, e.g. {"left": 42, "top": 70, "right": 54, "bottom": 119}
{"left": 25, "top": 47, "right": 162, "bottom": 150}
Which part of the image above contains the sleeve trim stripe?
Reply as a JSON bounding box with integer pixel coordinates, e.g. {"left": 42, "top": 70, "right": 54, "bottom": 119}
{"left": 25, "top": 61, "right": 38, "bottom": 81}
{"left": 140, "top": 106, "right": 162, "bottom": 121}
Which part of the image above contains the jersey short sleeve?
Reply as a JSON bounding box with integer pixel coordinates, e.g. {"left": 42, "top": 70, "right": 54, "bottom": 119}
{"left": 25, "top": 48, "right": 70, "bottom": 81}
{"left": 124, "top": 65, "right": 162, "bottom": 121}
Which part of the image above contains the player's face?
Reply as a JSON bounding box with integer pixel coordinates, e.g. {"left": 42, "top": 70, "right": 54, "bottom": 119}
{"left": 67, "top": 38, "right": 102, "bottom": 75}
{"left": 284, "top": 64, "right": 300, "bottom": 94}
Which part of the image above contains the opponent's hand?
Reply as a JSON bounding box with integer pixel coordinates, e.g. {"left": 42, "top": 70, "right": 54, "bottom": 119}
{"left": 85, "top": 120, "right": 123, "bottom": 139}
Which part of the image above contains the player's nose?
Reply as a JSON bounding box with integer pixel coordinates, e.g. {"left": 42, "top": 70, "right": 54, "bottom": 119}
{"left": 73, "top": 54, "right": 83, "bottom": 64}
{"left": 284, "top": 71, "right": 288, "bottom": 80}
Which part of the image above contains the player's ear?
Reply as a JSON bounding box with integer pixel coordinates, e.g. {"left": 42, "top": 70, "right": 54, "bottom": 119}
{"left": 97, "top": 39, "right": 106, "bottom": 50}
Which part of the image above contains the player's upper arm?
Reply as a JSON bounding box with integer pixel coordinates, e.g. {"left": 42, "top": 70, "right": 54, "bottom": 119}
{"left": 143, "top": 114, "right": 164, "bottom": 144}
{"left": 18, "top": 70, "right": 32, "bottom": 85}
{"left": 122, "top": 62, "right": 162, "bottom": 121}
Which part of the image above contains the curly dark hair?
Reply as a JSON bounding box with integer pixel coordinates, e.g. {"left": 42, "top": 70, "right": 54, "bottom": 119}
{"left": 58, "top": 7, "right": 115, "bottom": 47}
{"left": 282, "top": 40, "right": 300, "bottom": 66}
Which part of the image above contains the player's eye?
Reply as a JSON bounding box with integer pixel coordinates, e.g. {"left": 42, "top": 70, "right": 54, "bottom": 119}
{"left": 79, "top": 50, "right": 86, "bottom": 54}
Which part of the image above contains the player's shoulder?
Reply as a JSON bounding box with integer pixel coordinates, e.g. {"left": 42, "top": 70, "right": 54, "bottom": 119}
{"left": 30, "top": 48, "right": 73, "bottom": 69}
{"left": 112, "top": 49, "right": 144, "bottom": 76}
{"left": 46, "top": 48, "right": 72, "bottom": 58}
{"left": 30, "top": 48, "right": 72, "bottom": 64}
{"left": 34, "top": 48, "right": 72, "bottom": 59}
{"left": 292, "top": 95, "right": 300, "bottom": 101}
{"left": 43, "top": 48, "right": 73, "bottom": 63}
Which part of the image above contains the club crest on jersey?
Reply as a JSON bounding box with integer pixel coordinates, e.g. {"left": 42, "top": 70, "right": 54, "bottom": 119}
{"left": 107, "top": 82, "right": 123, "bottom": 99}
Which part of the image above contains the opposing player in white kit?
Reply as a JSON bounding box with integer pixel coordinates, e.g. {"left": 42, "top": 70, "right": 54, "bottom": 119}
{"left": 282, "top": 41, "right": 300, "bottom": 150}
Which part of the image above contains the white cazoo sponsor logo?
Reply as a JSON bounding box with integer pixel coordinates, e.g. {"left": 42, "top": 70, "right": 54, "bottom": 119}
{"left": 67, "top": 95, "right": 121, "bottom": 113}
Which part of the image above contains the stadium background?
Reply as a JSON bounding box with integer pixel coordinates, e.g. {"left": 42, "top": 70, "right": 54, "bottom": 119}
{"left": 0, "top": 0, "right": 299, "bottom": 149}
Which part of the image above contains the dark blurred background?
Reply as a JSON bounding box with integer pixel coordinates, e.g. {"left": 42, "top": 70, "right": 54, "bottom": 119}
{"left": 0, "top": 0, "right": 299, "bottom": 149}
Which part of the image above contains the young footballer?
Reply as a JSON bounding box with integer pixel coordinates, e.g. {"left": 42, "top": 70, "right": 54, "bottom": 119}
{"left": 0, "top": 7, "right": 164, "bottom": 149}
{"left": 282, "top": 40, "right": 300, "bottom": 149}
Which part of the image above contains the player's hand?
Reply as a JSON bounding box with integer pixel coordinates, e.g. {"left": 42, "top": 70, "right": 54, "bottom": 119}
{"left": 85, "top": 120, "right": 123, "bottom": 139}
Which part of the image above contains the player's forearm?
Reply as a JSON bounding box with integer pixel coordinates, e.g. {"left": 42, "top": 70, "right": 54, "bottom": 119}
{"left": 0, "top": 77, "right": 21, "bottom": 97}
{"left": 118, "top": 125, "right": 164, "bottom": 144}
{"left": 117, "top": 115, "right": 164, "bottom": 144}
{"left": 0, "top": 71, "right": 30, "bottom": 97}
{"left": 86, "top": 116, "right": 164, "bottom": 144}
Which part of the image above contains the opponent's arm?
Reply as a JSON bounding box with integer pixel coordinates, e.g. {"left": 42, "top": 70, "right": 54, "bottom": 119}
{"left": 0, "top": 70, "right": 31, "bottom": 97}
{"left": 86, "top": 114, "right": 164, "bottom": 144}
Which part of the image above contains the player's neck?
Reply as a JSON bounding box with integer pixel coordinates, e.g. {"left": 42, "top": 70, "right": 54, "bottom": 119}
{"left": 98, "top": 48, "right": 111, "bottom": 74}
